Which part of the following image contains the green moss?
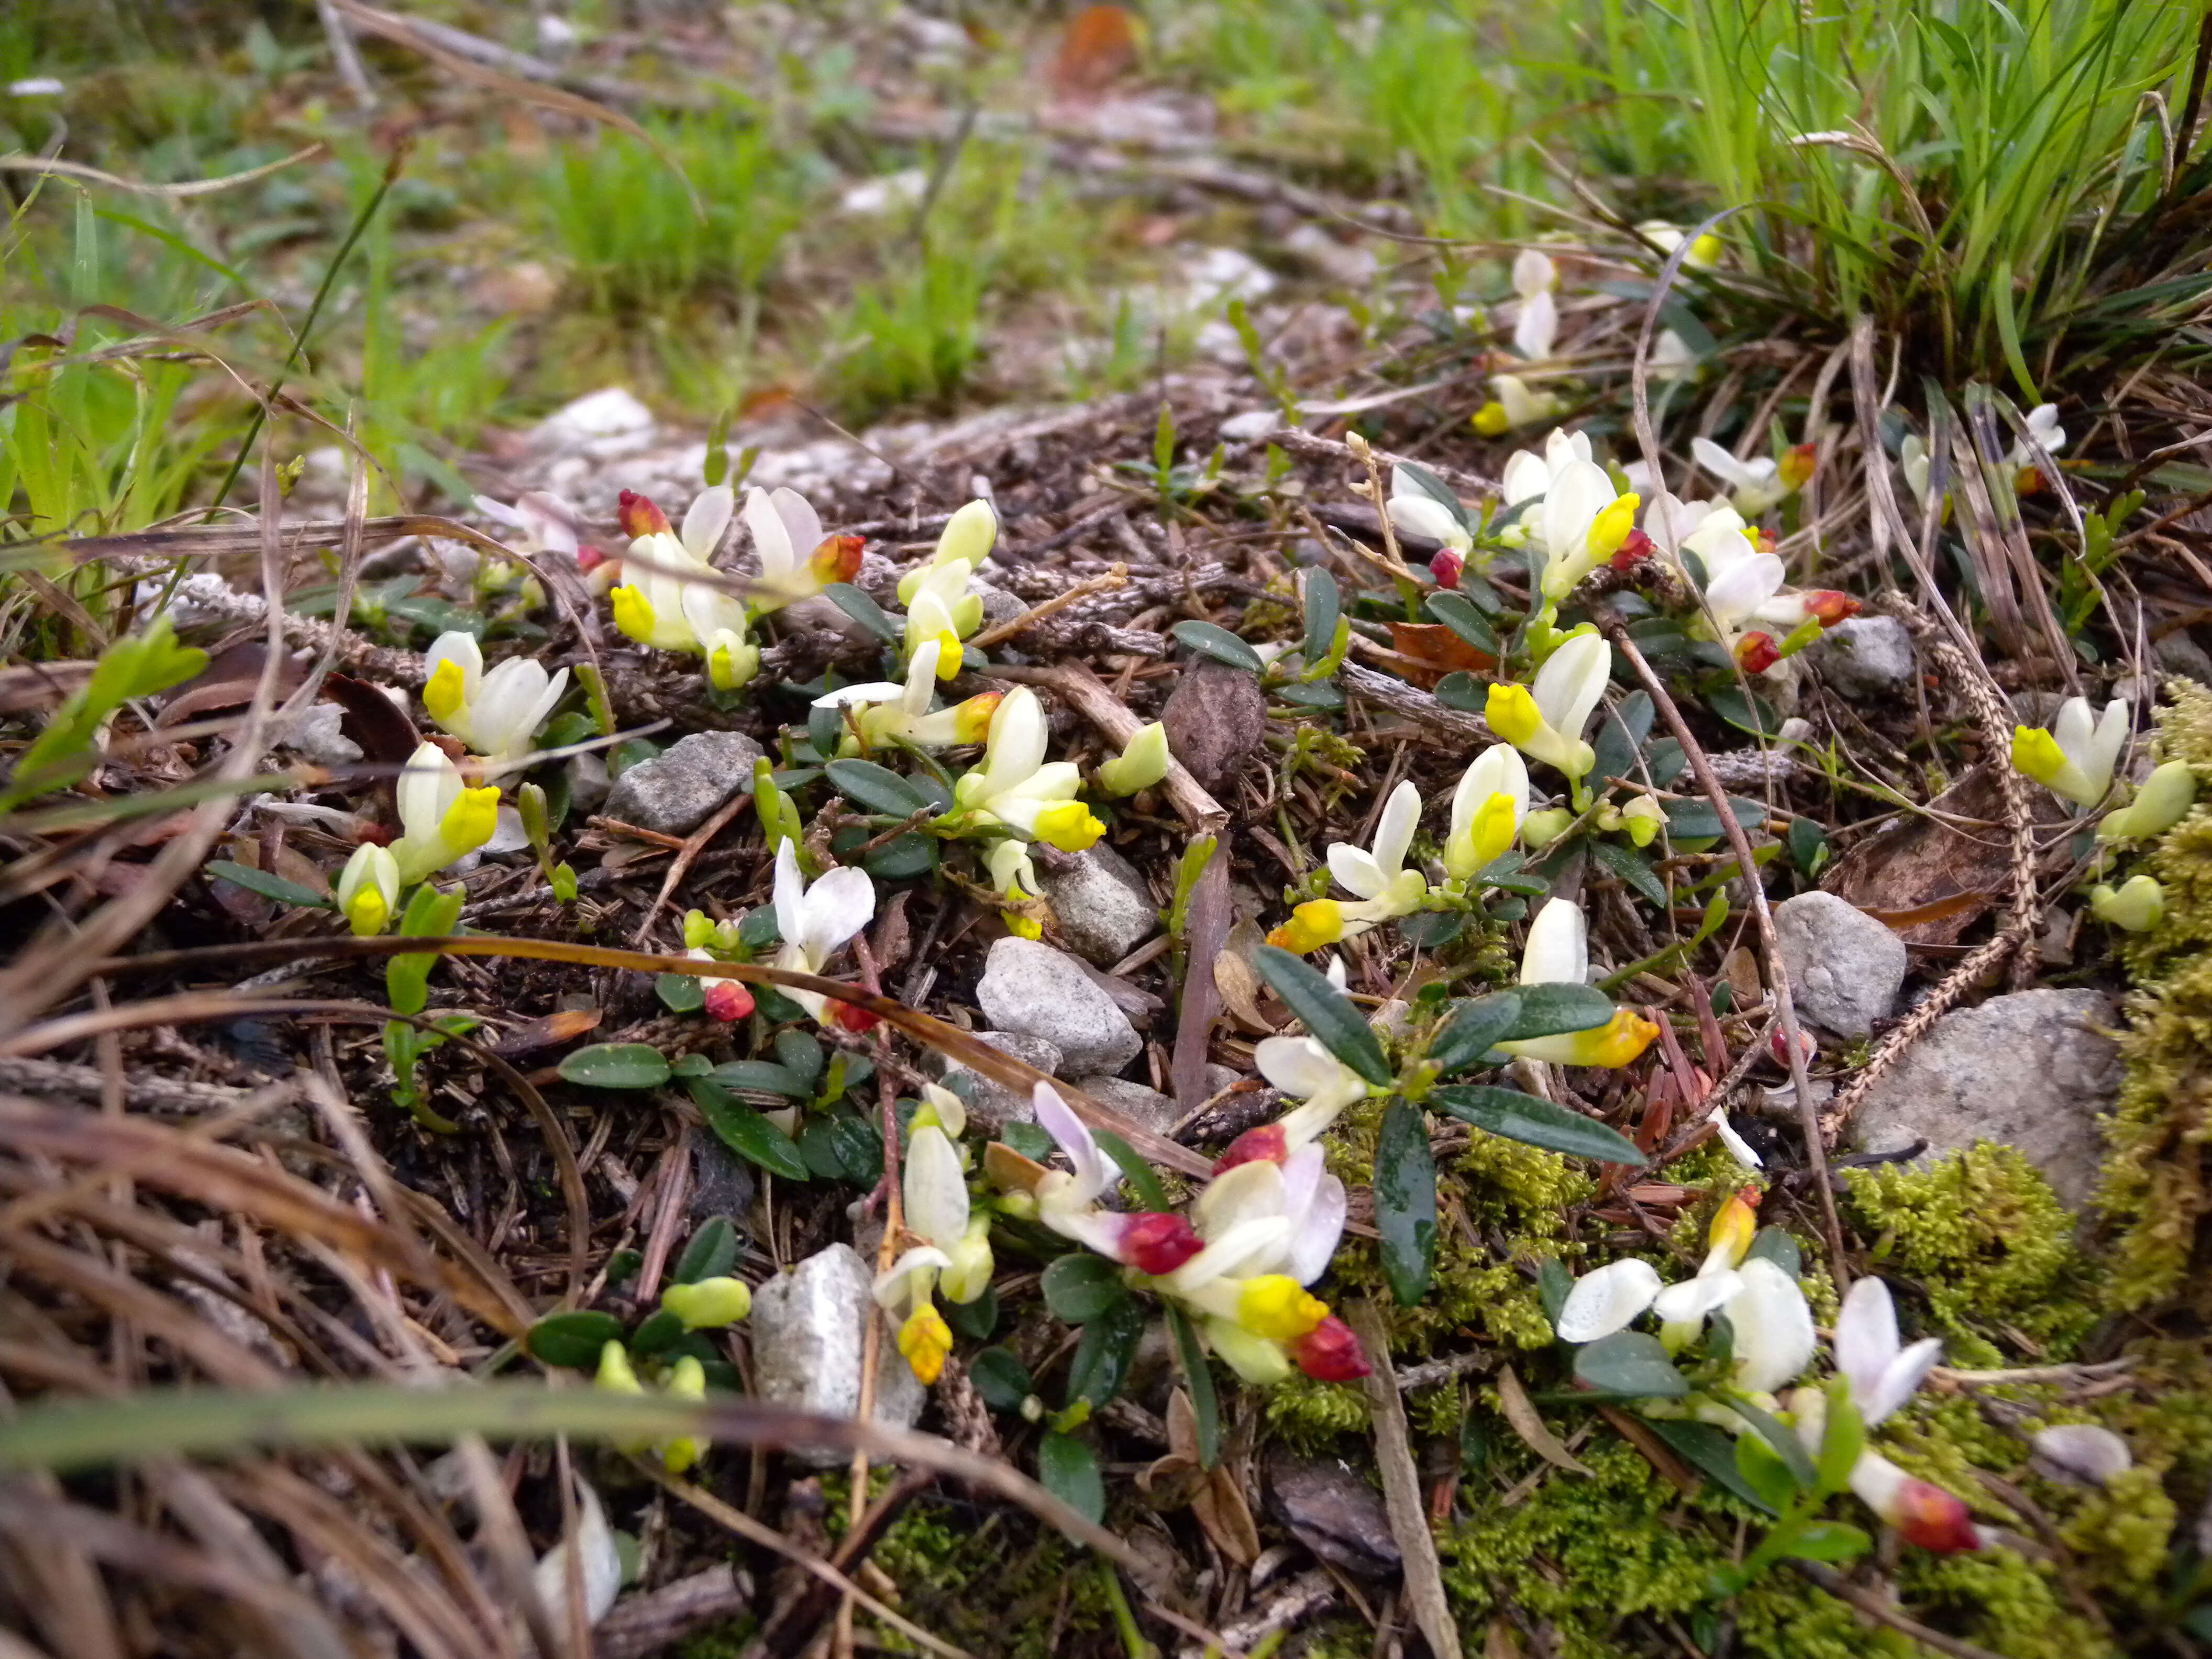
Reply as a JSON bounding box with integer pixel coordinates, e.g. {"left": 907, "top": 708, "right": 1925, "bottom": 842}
{"left": 1844, "top": 1143, "right": 2093, "bottom": 1365}
{"left": 858, "top": 1498, "right": 1109, "bottom": 1655}
{"left": 1901, "top": 1549, "right": 2120, "bottom": 1659}
{"left": 1265, "top": 1369, "right": 1373, "bottom": 1450}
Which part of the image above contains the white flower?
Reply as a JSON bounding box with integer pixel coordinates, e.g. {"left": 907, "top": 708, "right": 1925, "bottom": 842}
{"left": 421, "top": 631, "right": 568, "bottom": 773}
{"left": 336, "top": 843, "right": 400, "bottom": 936}
{"left": 388, "top": 742, "right": 501, "bottom": 886}
{"left": 1711, "top": 1108, "right": 1763, "bottom": 1172}
{"left": 768, "top": 841, "right": 876, "bottom": 1026}
{"left": 608, "top": 487, "right": 761, "bottom": 689}
{"left": 1444, "top": 744, "right": 1530, "bottom": 881}
{"left": 952, "top": 688, "right": 1103, "bottom": 853}
{"left": 1648, "top": 329, "right": 1697, "bottom": 382}
{"left": 2011, "top": 695, "right": 2128, "bottom": 808}
{"left": 475, "top": 490, "right": 581, "bottom": 559}
{"left": 897, "top": 499, "right": 998, "bottom": 605}
{"left": 2005, "top": 403, "right": 2067, "bottom": 470}
{"left": 1729, "top": 1258, "right": 1817, "bottom": 1393}
{"left": 1478, "top": 374, "right": 1565, "bottom": 435}
{"left": 1486, "top": 632, "right": 1611, "bottom": 780}
{"left": 1832, "top": 1277, "right": 1943, "bottom": 1426}
{"left": 1325, "top": 779, "right": 1429, "bottom": 917}
{"left": 1691, "top": 436, "right": 1788, "bottom": 517}
{"left": 811, "top": 641, "right": 1001, "bottom": 750}
{"left": 1251, "top": 1033, "right": 1372, "bottom": 1151}
{"left": 1536, "top": 460, "right": 1634, "bottom": 599}
{"left": 1511, "top": 248, "right": 1558, "bottom": 360}
{"left": 1387, "top": 467, "right": 1473, "bottom": 555}
{"left": 903, "top": 557, "right": 982, "bottom": 676}
{"left": 1642, "top": 490, "right": 1721, "bottom": 555}
{"left": 1190, "top": 1145, "right": 1347, "bottom": 1287}
{"left": 743, "top": 485, "right": 824, "bottom": 610}
{"left": 1554, "top": 1257, "right": 1665, "bottom": 1342}
{"left": 1498, "top": 897, "right": 1659, "bottom": 1068}
{"left": 1500, "top": 427, "right": 1593, "bottom": 508}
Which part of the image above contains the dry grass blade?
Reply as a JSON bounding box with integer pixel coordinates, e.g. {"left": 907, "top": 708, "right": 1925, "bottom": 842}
{"left": 0, "top": 145, "right": 329, "bottom": 197}
{"left": 1350, "top": 1299, "right": 1461, "bottom": 1659}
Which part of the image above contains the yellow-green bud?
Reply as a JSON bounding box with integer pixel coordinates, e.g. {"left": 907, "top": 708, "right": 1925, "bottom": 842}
{"left": 661, "top": 1276, "right": 753, "bottom": 1330}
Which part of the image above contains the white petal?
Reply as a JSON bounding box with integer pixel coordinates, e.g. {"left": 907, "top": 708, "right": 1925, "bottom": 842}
{"left": 1513, "top": 289, "right": 1558, "bottom": 360}
{"left": 771, "top": 489, "right": 824, "bottom": 567}
{"left": 903, "top": 1125, "right": 970, "bottom": 1249}
{"left": 1544, "top": 427, "right": 1592, "bottom": 471}
{"left": 903, "top": 641, "right": 941, "bottom": 713}
{"left": 813, "top": 681, "right": 905, "bottom": 709}
{"left": 532, "top": 1476, "right": 622, "bottom": 1628}
{"left": 872, "top": 1245, "right": 954, "bottom": 1308}
{"left": 2032, "top": 1424, "right": 2131, "bottom": 1485}
{"left": 771, "top": 842, "right": 806, "bottom": 952}
{"left": 1326, "top": 844, "right": 1388, "bottom": 900}
{"left": 1501, "top": 449, "right": 1551, "bottom": 506}
{"left": 396, "top": 743, "right": 456, "bottom": 838}
{"left": 1691, "top": 437, "right": 1755, "bottom": 490}
{"left": 1452, "top": 745, "right": 1530, "bottom": 836}
{"left": 1554, "top": 1258, "right": 1663, "bottom": 1342}
{"left": 1166, "top": 1216, "right": 1292, "bottom": 1291}
{"left": 1834, "top": 1276, "right": 1902, "bottom": 1406}
{"left": 2084, "top": 699, "right": 2129, "bottom": 794}
{"left": 1194, "top": 1160, "right": 1285, "bottom": 1239}
{"left": 743, "top": 488, "right": 794, "bottom": 579}
{"left": 1511, "top": 248, "right": 1556, "bottom": 300}
{"left": 1712, "top": 1108, "right": 1763, "bottom": 1171}
{"left": 681, "top": 484, "right": 735, "bottom": 562}
{"left": 514, "top": 491, "right": 579, "bottom": 557}
{"left": 1032, "top": 1084, "right": 1110, "bottom": 1202}
{"left": 1255, "top": 1034, "right": 1344, "bottom": 1101}
{"left": 1372, "top": 780, "right": 1422, "bottom": 877}
{"left": 1387, "top": 494, "right": 1466, "bottom": 548}
{"left": 981, "top": 688, "right": 1047, "bottom": 796}
{"left": 1653, "top": 1267, "right": 1743, "bottom": 1324}
{"left": 1703, "top": 553, "right": 1786, "bottom": 629}
{"left": 1520, "top": 897, "right": 1589, "bottom": 987}
{"left": 1863, "top": 1338, "right": 1943, "bottom": 1426}
{"left": 1730, "top": 1258, "right": 1817, "bottom": 1393}
{"left": 1533, "top": 631, "right": 1611, "bottom": 741}
{"left": 798, "top": 865, "right": 876, "bottom": 960}
{"left": 1541, "top": 460, "right": 1616, "bottom": 558}
{"left": 1287, "top": 1171, "right": 1347, "bottom": 1285}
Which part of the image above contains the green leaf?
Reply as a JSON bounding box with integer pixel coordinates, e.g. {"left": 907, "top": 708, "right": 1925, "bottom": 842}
{"left": 387, "top": 883, "right": 463, "bottom": 1017}
{"left": 1573, "top": 1331, "right": 1687, "bottom": 1397}
{"left": 1094, "top": 1131, "right": 1170, "bottom": 1212}
{"left": 1249, "top": 945, "right": 1391, "bottom": 1086}
{"left": 1041, "top": 1253, "right": 1129, "bottom": 1324}
{"left": 1589, "top": 839, "right": 1669, "bottom": 910}
{"left": 627, "top": 1307, "right": 684, "bottom": 1358}
{"left": 1037, "top": 1432, "right": 1105, "bottom": 1526}
{"left": 1705, "top": 687, "right": 1780, "bottom": 737}
{"left": 1814, "top": 1380, "right": 1866, "bottom": 1497}
{"left": 1425, "top": 592, "right": 1499, "bottom": 657}
{"left": 824, "top": 758, "right": 934, "bottom": 817}
{"left": 775, "top": 1030, "right": 825, "bottom": 1088}
{"left": 688, "top": 1080, "right": 810, "bottom": 1181}
{"left": 861, "top": 832, "right": 938, "bottom": 880}
{"left": 1170, "top": 620, "right": 1264, "bottom": 673}
{"left": 1502, "top": 983, "right": 1615, "bottom": 1041}
{"left": 1273, "top": 680, "right": 1345, "bottom": 709}
{"left": 1537, "top": 1257, "right": 1573, "bottom": 1324}
{"left": 1429, "top": 992, "right": 1522, "bottom": 1073}
{"left": 558, "top": 1043, "right": 672, "bottom": 1090}
{"left": 1784, "top": 1521, "right": 1872, "bottom": 1565}
{"left": 1375, "top": 1099, "right": 1436, "bottom": 1306}
{"left": 1163, "top": 1305, "right": 1220, "bottom": 1468}
{"left": 1787, "top": 817, "right": 1830, "bottom": 878}
{"left": 1721, "top": 1392, "right": 1818, "bottom": 1490}
{"left": 1065, "top": 1296, "right": 1145, "bottom": 1409}
{"left": 799, "top": 1113, "right": 881, "bottom": 1184}
{"left": 3, "top": 618, "right": 206, "bottom": 809}
{"left": 708, "top": 1060, "right": 809, "bottom": 1098}
{"left": 1643, "top": 1418, "right": 1776, "bottom": 1514}
{"left": 673, "top": 1217, "right": 740, "bottom": 1285}
{"left": 1734, "top": 1429, "right": 1803, "bottom": 1514}
{"left": 1744, "top": 1226, "right": 1801, "bottom": 1278}
{"left": 1664, "top": 795, "right": 1767, "bottom": 842}
{"left": 206, "top": 861, "right": 334, "bottom": 910}
{"left": 820, "top": 582, "right": 899, "bottom": 643}
{"left": 1001, "top": 1122, "right": 1053, "bottom": 1163}
{"left": 1428, "top": 1086, "right": 1646, "bottom": 1165}
{"left": 1434, "top": 670, "right": 1486, "bottom": 712}
{"left": 657, "top": 972, "right": 706, "bottom": 1013}
{"left": 1397, "top": 910, "right": 1462, "bottom": 948}
{"left": 944, "top": 1285, "right": 999, "bottom": 1342}
{"left": 970, "top": 1346, "right": 1034, "bottom": 1413}
{"left": 526, "top": 1310, "right": 627, "bottom": 1371}
{"left": 1302, "top": 567, "right": 1342, "bottom": 665}
{"left": 1590, "top": 692, "right": 1655, "bottom": 787}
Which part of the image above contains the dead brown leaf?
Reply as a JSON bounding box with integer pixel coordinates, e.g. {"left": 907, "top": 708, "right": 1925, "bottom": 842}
{"left": 1495, "top": 1364, "right": 1592, "bottom": 1477}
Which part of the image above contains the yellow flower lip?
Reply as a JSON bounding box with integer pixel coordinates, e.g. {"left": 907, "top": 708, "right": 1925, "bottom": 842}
{"left": 1486, "top": 681, "right": 1541, "bottom": 747}
{"left": 1033, "top": 800, "right": 1104, "bottom": 853}
{"left": 897, "top": 1304, "right": 954, "bottom": 1385}
{"left": 1268, "top": 898, "right": 1345, "bottom": 954}
{"left": 424, "top": 658, "right": 467, "bottom": 725}
{"left": 1236, "top": 1276, "right": 1329, "bottom": 1342}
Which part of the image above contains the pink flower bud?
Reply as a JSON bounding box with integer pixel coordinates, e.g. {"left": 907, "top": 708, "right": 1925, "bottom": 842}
{"left": 1429, "top": 549, "right": 1464, "bottom": 590}
{"left": 617, "top": 489, "right": 669, "bottom": 540}
{"left": 1291, "top": 1315, "right": 1372, "bottom": 1381}
{"left": 1212, "top": 1125, "right": 1288, "bottom": 1175}
{"left": 1119, "top": 1212, "right": 1205, "bottom": 1275}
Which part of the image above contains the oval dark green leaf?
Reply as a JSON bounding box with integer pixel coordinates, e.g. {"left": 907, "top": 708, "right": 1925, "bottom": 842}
{"left": 1040, "top": 1252, "right": 1129, "bottom": 1324}
{"left": 1589, "top": 839, "right": 1669, "bottom": 910}
{"left": 657, "top": 972, "right": 706, "bottom": 1013}
{"left": 1170, "top": 620, "right": 1264, "bottom": 673}
{"left": 526, "top": 1309, "right": 627, "bottom": 1370}
{"left": 1574, "top": 1330, "right": 1688, "bottom": 1397}
{"left": 1428, "top": 1085, "right": 1646, "bottom": 1164}
{"left": 821, "top": 582, "right": 900, "bottom": 643}
{"left": 1037, "top": 1431, "right": 1105, "bottom": 1526}
{"left": 206, "top": 861, "right": 334, "bottom": 910}
{"left": 1425, "top": 592, "right": 1499, "bottom": 657}
{"left": 1250, "top": 944, "right": 1391, "bottom": 1086}
{"left": 1302, "top": 567, "right": 1341, "bottom": 664}
{"left": 1064, "top": 1296, "right": 1145, "bottom": 1409}
{"left": 1375, "top": 1099, "right": 1436, "bottom": 1306}
{"left": 825, "top": 758, "right": 933, "bottom": 817}
{"left": 558, "top": 1042, "right": 672, "bottom": 1090}
{"left": 688, "top": 1080, "right": 810, "bottom": 1181}
{"left": 970, "top": 1346, "right": 1034, "bottom": 1413}
{"left": 1429, "top": 992, "right": 1521, "bottom": 1074}
{"left": 673, "top": 1216, "right": 740, "bottom": 1285}
{"left": 1503, "top": 983, "right": 1616, "bottom": 1041}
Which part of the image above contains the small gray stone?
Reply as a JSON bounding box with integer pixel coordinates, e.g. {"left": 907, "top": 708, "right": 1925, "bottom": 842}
{"left": 748, "top": 1244, "right": 924, "bottom": 1465}
{"left": 1774, "top": 891, "right": 1908, "bottom": 1037}
{"left": 970, "top": 580, "right": 1027, "bottom": 629}
{"left": 976, "top": 938, "right": 1144, "bottom": 1075}
{"left": 1072, "top": 1075, "right": 1181, "bottom": 1137}
{"left": 936, "top": 1030, "right": 1063, "bottom": 1131}
{"left": 603, "top": 731, "right": 765, "bottom": 836}
{"left": 1266, "top": 1454, "right": 1401, "bottom": 1577}
{"left": 1848, "top": 989, "right": 2122, "bottom": 1209}
{"left": 689, "top": 1135, "right": 758, "bottom": 1227}
{"left": 1040, "top": 843, "right": 1158, "bottom": 965}
{"left": 1810, "top": 616, "right": 1918, "bottom": 699}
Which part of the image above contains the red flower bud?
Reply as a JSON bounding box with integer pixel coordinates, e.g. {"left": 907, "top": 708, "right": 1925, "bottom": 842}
{"left": 1735, "top": 632, "right": 1780, "bottom": 673}
{"left": 1610, "top": 527, "right": 1655, "bottom": 571}
{"left": 575, "top": 541, "right": 609, "bottom": 573}
{"left": 809, "top": 533, "right": 866, "bottom": 586}
{"left": 1753, "top": 528, "right": 1778, "bottom": 555}
{"left": 828, "top": 998, "right": 880, "bottom": 1035}
{"left": 1119, "top": 1212, "right": 1205, "bottom": 1275}
{"left": 1802, "top": 589, "right": 1860, "bottom": 625}
{"left": 1429, "top": 549, "right": 1464, "bottom": 590}
{"left": 617, "top": 489, "right": 669, "bottom": 540}
{"left": 1768, "top": 1026, "right": 1817, "bottom": 1066}
{"left": 1893, "top": 1480, "right": 1982, "bottom": 1553}
{"left": 1291, "top": 1315, "right": 1372, "bottom": 1381}
{"left": 1212, "top": 1125, "right": 1288, "bottom": 1174}
{"left": 2016, "top": 466, "right": 2049, "bottom": 497}
{"left": 703, "top": 980, "right": 755, "bottom": 1022}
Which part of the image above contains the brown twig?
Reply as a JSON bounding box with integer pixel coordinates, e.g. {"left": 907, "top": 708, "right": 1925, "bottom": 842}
{"left": 966, "top": 563, "right": 1129, "bottom": 650}
{"left": 1597, "top": 617, "right": 1851, "bottom": 1287}
{"left": 1349, "top": 1298, "right": 1462, "bottom": 1659}
{"left": 1790, "top": 1563, "right": 2008, "bottom": 1659}
{"left": 991, "top": 660, "right": 1227, "bottom": 832}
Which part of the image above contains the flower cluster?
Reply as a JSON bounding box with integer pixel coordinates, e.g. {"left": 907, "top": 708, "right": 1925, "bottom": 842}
{"left": 875, "top": 1084, "right": 994, "bottom": 1384}
{"left": 2009, "top": 695, "right": 2198, "bottom": 932}
{"left": 422, "top": 630, "right": 568, "bottom": 776}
